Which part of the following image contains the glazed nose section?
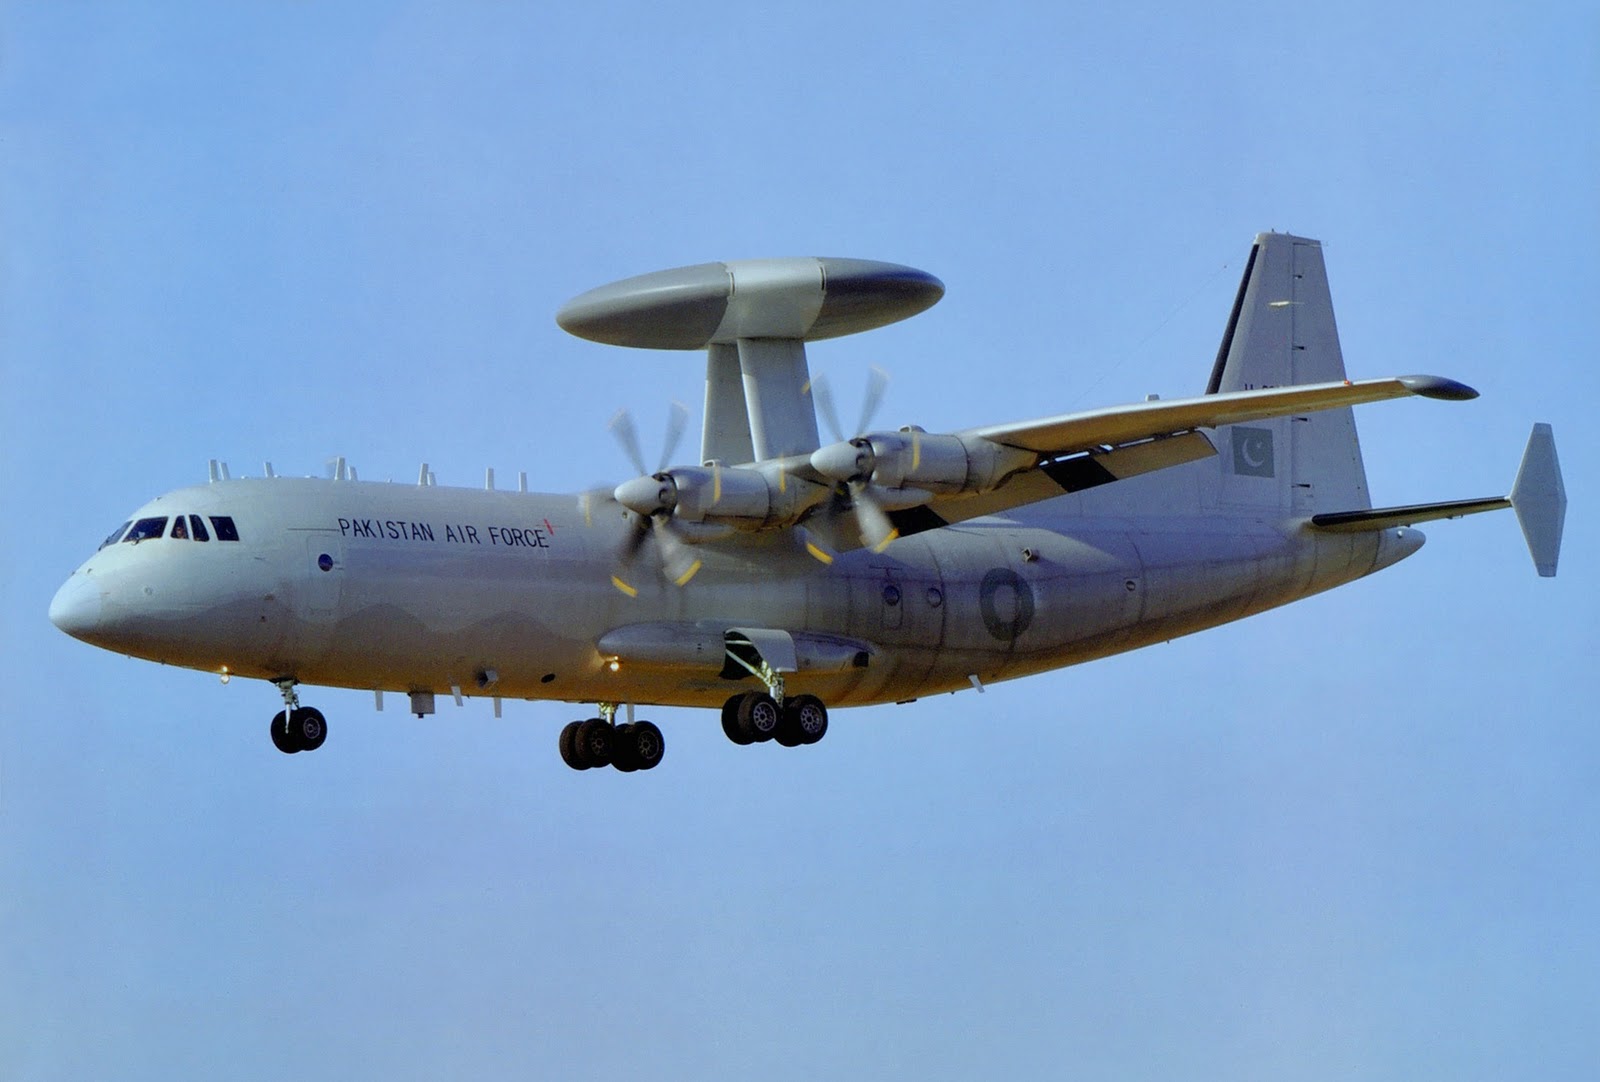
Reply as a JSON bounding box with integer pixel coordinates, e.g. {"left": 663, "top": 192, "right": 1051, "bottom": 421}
{"left": 49, "top": 573, "right": 104, "bottom": 642}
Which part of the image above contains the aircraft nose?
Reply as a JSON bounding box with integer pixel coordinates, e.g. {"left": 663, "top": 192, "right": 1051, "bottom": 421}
{"left": 49, "top": 573, "right": 105, "bottom": 641}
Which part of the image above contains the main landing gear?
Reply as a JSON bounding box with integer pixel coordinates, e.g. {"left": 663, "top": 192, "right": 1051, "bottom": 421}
{"left": 721, "top": 691, "right": 828, "bottom": 749}
{"left": 270, "top": 679, "right": 328, "bottom": 755}
{"left": 559, "top": 704, "right": 666, "bottom": 772}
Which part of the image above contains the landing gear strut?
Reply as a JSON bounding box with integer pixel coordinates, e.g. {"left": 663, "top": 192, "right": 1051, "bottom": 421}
{"left": 270, "top": 679, "right": 328, "bottom": 754}
{"left": 559, "top": 703, "right": 665, "bottom": 772}
{"left": 718, "top": 635, "right": 829, "bottom": 750}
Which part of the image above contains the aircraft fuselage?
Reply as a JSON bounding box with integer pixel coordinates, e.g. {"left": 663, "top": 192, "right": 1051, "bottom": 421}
{"left": 50, "top": 476, "right": 1422, "bottom": 711}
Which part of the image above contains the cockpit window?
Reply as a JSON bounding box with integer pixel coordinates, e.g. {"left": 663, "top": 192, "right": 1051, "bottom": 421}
{"left": 189, "top": 514, "right": 210, "bottom": 542}
{"left": 171, "top": 515, "right": 189, "bottom": 540}
{"left": 98, "top": 522, "right": 131, "bottom": 550}
{"left": 123, "top": 517, "right": 169, "bottom": 543}
{"left": 210, "top": 515, "right": 240, "bottom": 542}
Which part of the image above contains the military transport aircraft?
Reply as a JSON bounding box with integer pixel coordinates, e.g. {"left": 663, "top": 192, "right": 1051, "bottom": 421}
{"left": 50, "top": 233, "right": 1565, "bottom": 772}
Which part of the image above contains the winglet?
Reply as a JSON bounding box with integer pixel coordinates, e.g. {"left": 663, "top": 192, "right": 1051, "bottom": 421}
{"left": 1509, "top": 423, "right": 1565, "bottom": 577}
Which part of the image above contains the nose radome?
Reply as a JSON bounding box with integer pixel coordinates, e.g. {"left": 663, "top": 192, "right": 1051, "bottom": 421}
{"left": 49, "top": 573, "right": 104, "bottom": 641}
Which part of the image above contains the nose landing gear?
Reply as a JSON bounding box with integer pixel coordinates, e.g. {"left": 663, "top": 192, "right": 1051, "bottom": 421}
{"left": 271, "top": 707, "right": 328, "bottom": 754}
{"left": 269, "top": 678, "right": 328, "bottom": 755}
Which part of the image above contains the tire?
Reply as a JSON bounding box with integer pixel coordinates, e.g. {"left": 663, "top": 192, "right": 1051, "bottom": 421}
{"left": 775, "top": 707, "right": 805, "bottom": 747}
{"left": 631, "top": 720, "right": 665, "bottom": 770}
{"left": 790, "top": 694, "right": 828, "bottom": 745}
{"left": 721, "top": 696, "right": 754, "bottom": 746}
{"left": 612, "top": 723, "right": 640, "bottom": 772}
{"left": 270, "top": 710, "right": 300, "bottom": 754}
{"left": 559, "top": 720, "right": 586, "bottom": 769}
{"left": 736, "top": 692, "right": 780, "bottom": 743}
{"left": 575, "top": 718, "right": 613, "bottom": 768}
{"left": 293, "top": 707, "right": 327, "bottom": 752}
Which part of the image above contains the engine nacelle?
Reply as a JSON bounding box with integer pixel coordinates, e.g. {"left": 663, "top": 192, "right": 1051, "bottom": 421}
{"left": 670, "top": 464, "right": 831, "bottom": 530}
{"left": 810, "top": 430, "right": 1035, "bottom": 495}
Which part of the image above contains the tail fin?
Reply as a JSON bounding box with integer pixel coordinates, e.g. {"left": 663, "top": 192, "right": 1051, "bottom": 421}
{"left": 1208, "top": 233, "right": 1371, "bottom": 515}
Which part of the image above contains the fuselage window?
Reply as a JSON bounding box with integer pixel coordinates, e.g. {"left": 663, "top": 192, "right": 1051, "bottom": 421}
{"left": 98, "top": 522, "right": 131, "bottom": 550}
{"left": 210, "top": 515, "right": 240, "bottom": 542}
{"left": 123, "top": 517, "right": 169, "bottom": 543}
{"left": 171, "top": 515, "right": 189, "bottom": 540}
{"left": 189, "top": 514, "right": 210, "bottom": 542}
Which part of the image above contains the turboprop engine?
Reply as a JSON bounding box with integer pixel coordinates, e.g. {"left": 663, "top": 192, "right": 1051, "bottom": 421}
{"left": 613, "top": 463, "right": 832, "bottom": 530}
{"left": 809, "top": 428, "right": 1036, "bottom": 496}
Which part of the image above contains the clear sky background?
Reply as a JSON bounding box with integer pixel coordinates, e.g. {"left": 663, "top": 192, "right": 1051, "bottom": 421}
{"left": 2, "top": 4, "right": 1595, "bottom": 1080}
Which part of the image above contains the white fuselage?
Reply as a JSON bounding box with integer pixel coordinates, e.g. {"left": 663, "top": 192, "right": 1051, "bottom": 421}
{"left": 49, "top": 474, "right": 1423, "bottom": 711}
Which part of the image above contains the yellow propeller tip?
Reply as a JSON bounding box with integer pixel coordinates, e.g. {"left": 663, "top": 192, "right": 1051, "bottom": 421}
{"left": 610, "top": 576, "right": 639, "bottom": 598}
{"left": 672, "top": 560, "right": 703, "bottom": 587}
{"left": 871, "top": 529, "right": 901, "bottom": 553}
{"left": 805, "top": 541, "right": 835, "bottom": 565}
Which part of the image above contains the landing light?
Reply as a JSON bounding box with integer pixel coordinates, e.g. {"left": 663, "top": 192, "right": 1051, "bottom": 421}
{"left": 219, "top": 666, "right": 231, "bottom": 685}
{"left": 608, "top": 659, "right": 621, "bottom": 673}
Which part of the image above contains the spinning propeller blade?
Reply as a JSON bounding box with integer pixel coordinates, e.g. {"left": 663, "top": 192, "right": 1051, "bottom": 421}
{"left": 599, "top": 401, "right": 701, "bottom": 593}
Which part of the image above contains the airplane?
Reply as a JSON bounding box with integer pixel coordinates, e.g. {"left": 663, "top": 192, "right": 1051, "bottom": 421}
{"left": 49, "top": 232, "right": 1566, "bottom": 773}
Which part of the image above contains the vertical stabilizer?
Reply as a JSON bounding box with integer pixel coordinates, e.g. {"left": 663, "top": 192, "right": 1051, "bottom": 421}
{"left": 1208, "top": 233, "right": 1371, "bottom": 514}
{"left": 1510, "top": 423, "right": 1566, "bottom": 577}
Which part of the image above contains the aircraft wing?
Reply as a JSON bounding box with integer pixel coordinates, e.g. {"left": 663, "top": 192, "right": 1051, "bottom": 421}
{"left": 860, "top": 374, "right": 1478, "bottom": 540}
{"left": 961, "top": 374, "right": 1476, "bottom": 454}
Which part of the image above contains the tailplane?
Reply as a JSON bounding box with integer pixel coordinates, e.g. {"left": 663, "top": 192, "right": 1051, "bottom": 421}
{"left": 1309, "top": 423, "right": 1565, "bottom": 578}
{"left": 1208, "top": 233, "right": 1370, "bottom": 515}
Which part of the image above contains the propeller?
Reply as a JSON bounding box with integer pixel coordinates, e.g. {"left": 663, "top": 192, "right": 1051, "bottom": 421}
{"left": 810, "top": 365, "right": 889, "bottom": 445}
{"left": 807, "top": 366, "right": 900, "bottom": 552}
{"left": 609, "top": 401, "right": 688, "bottom": 478}
{"left": 583, "top": 401, "right": 704, "bottom": 593}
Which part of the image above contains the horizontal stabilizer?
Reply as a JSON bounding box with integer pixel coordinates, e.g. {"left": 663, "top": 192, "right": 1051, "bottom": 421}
{"left": 1310, "top": 497, "right": 1510, "bottom": 533}
{"left": 1309, "top": 423, "right": 1564, "bottom": 577}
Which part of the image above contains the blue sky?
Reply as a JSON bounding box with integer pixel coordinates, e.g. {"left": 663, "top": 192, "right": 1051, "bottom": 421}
{"left": 2, "top": 3, "right": 1594, "bottom": 1079}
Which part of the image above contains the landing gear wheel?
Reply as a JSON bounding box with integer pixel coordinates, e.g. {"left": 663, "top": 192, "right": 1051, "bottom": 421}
{"left": 721, "top": 696, "right": 754, "bottom": 746}
{"left": 629, "top": 720, "right": 665, "bottom": 770}
{"left": 775, "top": 710, "right": 805, "bottom": 747}
{"left": 735, "top": 691, "right": 781, "bottom": 743}
{"left": 574, "top": 717, "right": 613, "bottom": 769}
{"left": 559, "top": 720, "right": 587, "bottom": 770}
{"left": 612, "top": 723, "right": 641, "bottom": 772}
{"left": 270, "top": 710, "right": 300, "bottom": 754}
{"left": 271, "top": 707, "right": 327, "bottom": 753}
{"left": 790, "top": 694, "right": 828, "bottom": 745}
{"left": 292, "top": 707, "right": 327, "bottom": 752}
